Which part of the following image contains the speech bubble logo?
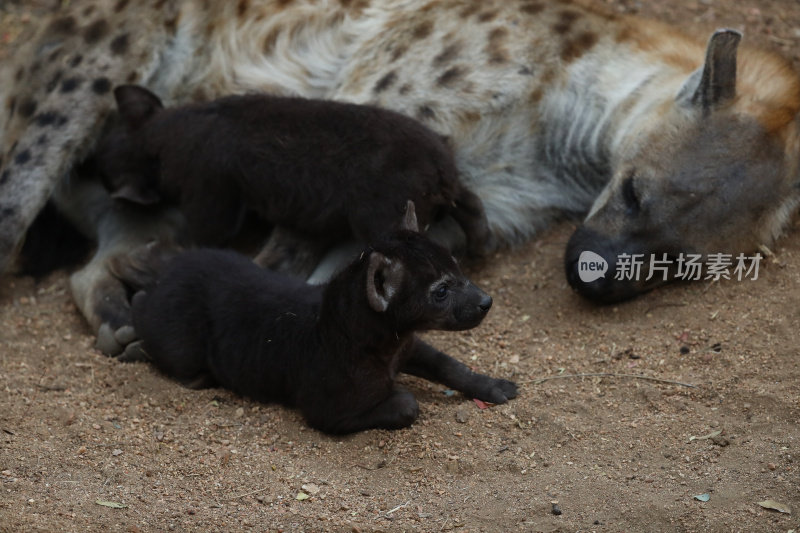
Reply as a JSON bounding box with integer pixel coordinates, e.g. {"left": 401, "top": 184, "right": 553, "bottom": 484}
{"left": 577, "top": 251, "right": 608, "bottom": 283}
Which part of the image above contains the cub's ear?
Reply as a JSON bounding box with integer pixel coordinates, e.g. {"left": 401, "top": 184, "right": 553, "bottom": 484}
{"left": 366, "top": 252, "right": 405, "bottom": 312}
{"left": 400, "top": 200, "right": 419, "bottom": 233}
{"left": 113, "top": 85, "right": 164, "bottom": 129}
{"left": 110, "top": 182, "right": 162, "bottom": 205}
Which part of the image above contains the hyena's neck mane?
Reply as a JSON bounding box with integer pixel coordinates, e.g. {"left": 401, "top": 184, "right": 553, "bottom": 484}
{"left": 533, "top": 19, "right": 703, "bottom": 203}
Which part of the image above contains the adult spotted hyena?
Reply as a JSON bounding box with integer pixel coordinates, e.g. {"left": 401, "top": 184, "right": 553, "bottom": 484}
{"left": 1, "top": 1, "right": 799, "bottom": 352}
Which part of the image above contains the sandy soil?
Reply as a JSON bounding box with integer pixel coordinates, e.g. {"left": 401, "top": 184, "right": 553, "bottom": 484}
{"left": 2, "top": 2, "right": 800, "bottom": 532}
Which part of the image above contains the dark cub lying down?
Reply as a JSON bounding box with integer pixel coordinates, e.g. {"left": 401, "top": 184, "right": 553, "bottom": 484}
{"left": 124, "top": 204, "right": 516, "bottom": 434}
{"left": 96, "top": 84, "right": 491, "bottom": 273}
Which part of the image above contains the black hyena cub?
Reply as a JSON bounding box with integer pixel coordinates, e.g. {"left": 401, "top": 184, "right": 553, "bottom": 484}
{"left": 125, "top": 203, "right": 516, "bottom": 434}
{"left": 95, "top": 84, "right": 492, "bottom": 273}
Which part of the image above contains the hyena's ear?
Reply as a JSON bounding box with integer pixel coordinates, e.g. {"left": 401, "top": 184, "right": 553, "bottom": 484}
{"left": 366, "top": 252, "right": 405, "bottom": 312}
{"left": 677, "top": 29, "right": 741, "bottom": 111}
{"left": 113, "top": 85, "right": 164, "bottom": 129}
{"left": 400, "top": 200, "right": 419, "bottom": 233}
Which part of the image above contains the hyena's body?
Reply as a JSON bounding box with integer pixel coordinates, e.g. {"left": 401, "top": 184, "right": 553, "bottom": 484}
{"left": 1, "top": 1, "right": 799, "bottom": 347}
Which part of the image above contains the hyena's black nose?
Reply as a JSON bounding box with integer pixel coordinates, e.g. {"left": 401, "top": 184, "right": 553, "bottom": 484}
{"left": 564, "top": 226, "right": 653, "bottom": 304}
{"left": 478, "top": 294, "right": 493, "bottom": 313}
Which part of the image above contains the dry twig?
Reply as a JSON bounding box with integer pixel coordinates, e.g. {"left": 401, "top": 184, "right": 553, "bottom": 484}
{"left": 525, "top": 372, "right": 696, "bottom": 388}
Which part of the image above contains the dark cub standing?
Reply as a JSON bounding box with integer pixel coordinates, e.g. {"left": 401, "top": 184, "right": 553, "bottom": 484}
{"left": 96, "top": 85, "right": 491, "bottom": 271}
{"left": 126, "top": 204, "right": 516, "bottom": 434}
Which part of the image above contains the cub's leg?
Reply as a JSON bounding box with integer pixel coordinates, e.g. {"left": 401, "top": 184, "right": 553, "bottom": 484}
{"left": 451, "top": 187, "right": 496, "bottom": 257}
{"left": 402, "top": 339, "right": 518, "bottom": 404}
{"left": 315, "top": 389, "right": 420, "bottom": 434}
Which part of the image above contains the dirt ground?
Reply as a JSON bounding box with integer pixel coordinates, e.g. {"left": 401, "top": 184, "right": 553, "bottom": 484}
{"left": 2, "top": 1, "right": 800, "bottom": 532}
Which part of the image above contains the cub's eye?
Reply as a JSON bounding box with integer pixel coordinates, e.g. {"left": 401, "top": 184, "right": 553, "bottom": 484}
{"left": 432, "top": 284, "right": 449, "bottom": 301}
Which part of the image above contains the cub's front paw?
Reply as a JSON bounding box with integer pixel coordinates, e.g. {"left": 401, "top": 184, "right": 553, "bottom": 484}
{"left": 470, "top": 376, "right": 518, "bottom": 404}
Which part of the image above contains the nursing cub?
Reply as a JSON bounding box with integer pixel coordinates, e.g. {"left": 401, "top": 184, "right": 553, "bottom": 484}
{"left": 97, "top": 85, "right": 492, "bottom": 274}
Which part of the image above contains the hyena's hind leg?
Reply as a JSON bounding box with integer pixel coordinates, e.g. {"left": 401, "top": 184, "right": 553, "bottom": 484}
{"left": 53, "top": 174, "right": 187, "bottom": 355}
{"left": 0, "top": 2, "right": 182, "bottom": 274}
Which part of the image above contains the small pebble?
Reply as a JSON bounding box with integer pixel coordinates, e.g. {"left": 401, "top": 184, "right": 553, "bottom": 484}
{"left": 551, "top": 502, "right": 562, "bottom": 515}
{"left": 711, "top": 435, "right": 729, "bottom": 447}
{"left": 60, "top": 409, "right": 76, "bottom": 426}
{"left": 302, "top": 483, "right": 320, "bottom": 495}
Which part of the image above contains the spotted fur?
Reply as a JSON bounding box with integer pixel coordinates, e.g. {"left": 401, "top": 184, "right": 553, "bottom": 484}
{"left": 1, "top": 0, "right": 799, "bottom": 345}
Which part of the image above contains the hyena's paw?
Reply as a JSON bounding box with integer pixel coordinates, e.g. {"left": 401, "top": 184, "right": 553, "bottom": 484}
{"left": 96, "top": 323, "right": 138, "bottom": 356}
{"left": 93, "top": 242, "right": 180, "bottom": 356}
{"left": 468, "top": 376, "right": 518, "bottom": 405}
{"left": 72, "top": 242, "right": 178, "bottom": 356}
{"left": 70, "top": 262, "right": 135, "bottom": 356}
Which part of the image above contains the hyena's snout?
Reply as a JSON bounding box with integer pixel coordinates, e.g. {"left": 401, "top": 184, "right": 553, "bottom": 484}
{"left": 564, "top": 227, "right": 675, "bottom": 304}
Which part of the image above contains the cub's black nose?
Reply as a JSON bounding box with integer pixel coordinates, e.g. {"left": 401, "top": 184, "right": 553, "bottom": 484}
{"left": 478, "top": 294, "right": 493, "bottom": 313}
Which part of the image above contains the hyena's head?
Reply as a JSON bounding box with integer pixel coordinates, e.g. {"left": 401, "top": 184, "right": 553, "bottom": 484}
{"left": 360, "top": 201, "right": 493, "bottom": 332}
{"left": 94, "top": 85, "right": 165, "bottom": 206}
{"left": 566, "top": 30, "right": 800, "bottom": 303}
